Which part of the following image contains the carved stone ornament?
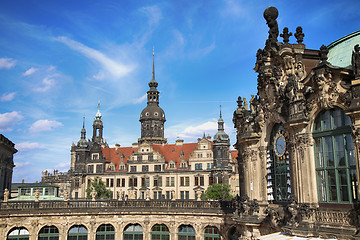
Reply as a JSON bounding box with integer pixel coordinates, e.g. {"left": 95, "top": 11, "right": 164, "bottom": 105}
{"left": 294, "top": 26, "right": 304, "bottom": 44}
{"left": 309, "top": 68, "right": 339, "bottom": 110}
{"left": 348, "top": 200, "right": 360, "bottom": 236}
{"left": 34, "top": 189, "right": 41, "bottom": 202}
{"left": 280, "top": 27, "right": 292, "bottom": 43}
{"left": 91, "top": 188, "right": 97, "bottom": 201}
{"left": 263, "top": 6, "right": 279, "bottom": 44}
{"left": 319, "top": 45, "right": 329, "bottom": 62}
{"left": 3, "top": 189, "right": 9, "bottom": 202}
{"left": 352, "top": 44, "right": 360, "bottom": 79}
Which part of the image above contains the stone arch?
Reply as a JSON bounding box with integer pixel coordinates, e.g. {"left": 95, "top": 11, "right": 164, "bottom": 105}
{"left": 38, "top": 225, "right": 60, "bottom": 239}
{"left": 6, "top": 226, "right": 29, "bottom": 240}
{"left": 123, "top": 223, "right": 144, "bottom": 240}
{"left": 67, "top": 224, "right": 88, "bottom": 239}
{"left": 203, "top": 225, "right": 221, "bottom": 240}
{"left": 95, "top": 223, "right": 115, "bottom": 240}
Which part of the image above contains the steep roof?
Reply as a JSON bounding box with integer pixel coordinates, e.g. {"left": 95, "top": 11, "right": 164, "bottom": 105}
{"left": 102, "top": 143, "right": 238, "bottom": 171}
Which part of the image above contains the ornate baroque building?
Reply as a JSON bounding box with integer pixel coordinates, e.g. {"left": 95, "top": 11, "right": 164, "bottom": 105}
{"left": 0, "top": 134, "right": 16, "bottom": 200}
{"left": 233, "top": 6, "right": 360, "bottom": 239}
{"left": 42, "top": 54, "right": 239, "bottom": 201}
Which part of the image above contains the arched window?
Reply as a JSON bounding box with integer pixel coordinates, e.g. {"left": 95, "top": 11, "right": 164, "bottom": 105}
{"left": 313, "top": 108, "right": 358, "bottom": 203}
{"left": 123, "top": 224, "right": 143, "bottom": 240}
{"left": 7, "top": 227, "right": 29, "bottom": 240}
{"left": 151, "top": 224, "right": 169, "bottom": 240}
{"left": 38, "top": 225, "right": 59, "bottom": 240}
{"left": 68, "top": 225, "right": 88, "bottom": 240}
{"left": 267, "top": 124, "right": 291, "bottom": 201}
{"left": 96, "top": 224, "right": 115, "bottom": 240}
{"left": 204, "top": 226, "right": 221, "bottom": 240}
{"left": 228, "top": 227, "right": 239, "bottom": 240}
{"left": 178, "top": 225, "right": 195, "bottom": 240}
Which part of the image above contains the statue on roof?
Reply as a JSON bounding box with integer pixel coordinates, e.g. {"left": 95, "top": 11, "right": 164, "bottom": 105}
{"left": 263, "top": 7, "right": 279, "bottom": 44}
{"left": 352, "top": 44, "right": 360, "bottom": 79}
{"left": 294, "top": 26, "right": 305, "bottom": 44}
{"left": 280, "top": 27, "right": 292, "bottom": 43}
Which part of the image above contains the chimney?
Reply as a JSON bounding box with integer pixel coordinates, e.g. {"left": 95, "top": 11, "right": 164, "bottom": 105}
{"left": 176, "top": 139, "right": 184, "bottom": 146}
{"left": 115, "top": 144, "right": 120, "bottom": 150}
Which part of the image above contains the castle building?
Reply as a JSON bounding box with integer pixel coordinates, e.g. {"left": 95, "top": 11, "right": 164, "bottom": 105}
{"left": 232, "top": 6, "right": 360, "bottom": 239}
{"left": 42, "top": 54, "right": 239, "bottom": 201}
{"left": 0, "top": 134, "right": 16, "bottom": 200}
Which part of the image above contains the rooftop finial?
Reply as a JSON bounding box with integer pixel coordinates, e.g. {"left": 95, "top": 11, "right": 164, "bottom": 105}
{"left": 82, "top": 115, "right": 85, "bottom": 129}
{"left": 220, "top": 105, "right": 222, "bottom": 118}
{"left": 96, "top": 101, "right": 102, "bottom": 119}
{"left": 152, "top": 47, "right": 155, "bottom": 81}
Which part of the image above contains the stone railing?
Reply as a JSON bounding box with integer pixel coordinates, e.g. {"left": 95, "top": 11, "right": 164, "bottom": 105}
{"left": 313, "top": 207, "right": 352, "bottom": 226}
{"left": 0, "top": 199, "right": 235, "bottom": 214}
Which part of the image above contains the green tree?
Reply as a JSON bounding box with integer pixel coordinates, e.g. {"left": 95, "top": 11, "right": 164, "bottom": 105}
{"left": 86, "top": 177, "right": 113, "bottom": 199}
{"left": 201, "top": 183, "right": 233, "bottom": 200}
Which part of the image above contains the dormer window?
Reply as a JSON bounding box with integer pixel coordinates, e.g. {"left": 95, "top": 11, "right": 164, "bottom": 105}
{"left": 92, "top": 153, "right": 99, "bottom": 160}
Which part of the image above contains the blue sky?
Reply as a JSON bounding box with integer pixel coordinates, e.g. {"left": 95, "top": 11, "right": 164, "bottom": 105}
{"left": 1, "top": 0, "right": 359, "bottom": 183}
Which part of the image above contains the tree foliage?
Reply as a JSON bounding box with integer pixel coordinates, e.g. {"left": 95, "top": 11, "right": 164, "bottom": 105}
{"left": 201, "top": 183, "right": 233, "bottom": 200}
{"left": 86, "top": 177, "right": 113, "bottom": 199}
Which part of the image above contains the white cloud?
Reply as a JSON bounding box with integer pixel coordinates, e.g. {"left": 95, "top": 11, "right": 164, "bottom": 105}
{"left": 167, "top": 120, "right": 218, "bottom": 140}
{"left": 0, "top": 92, "right": 16, "bottom": 102}
{"left": 29, "top": 119, "right": 63, "bottom": 133}
{"left": 141, "top": 5, "right": 162, "bottom": 26}
{"left": 54, "top": 36, "right": 135, "bottom": 78}
{"left": 55, "top": 162, "right": 69, "bottom": 169}
{"left": 188, "top": 42, "right": 216, "bottom": 59}
{"left": 22, "top": 67, "right": 37, "bottom": 76}
{"left": 33, "top": 77, "right": 56, "bottom": 92}
{"left": 0, "top": 111, "right": 23, "bottom": 131}
{"left": 16, "top": 142, "right": 45, "bottom": 152}
{"left": 221, "top": 0, "right": 247, "bottom": 19}
{"left": 133, "top": 94, "right": 147, "bottom": 104}
{"left": 92, "top": 71, "right": 106, "bottom": 81}
{"left": 15, "top": 161, "right": 31, "bottom": 168}
{"left": 0, "top": 58, "right": 16, "bottom": 69}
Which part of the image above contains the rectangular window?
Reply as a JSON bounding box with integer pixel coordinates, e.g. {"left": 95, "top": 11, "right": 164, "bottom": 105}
{"left": 154, "top": 191, "right": 162, "bottom": 199}
{"left": 180, "top": 191, "right": 189, "bottom": 200}
{"left": 96, "top": 165, "right": 103, "bottom": 173}
{"left": 106, "top": 179, "right": 110, "bottom": 187}
{"left": 209, "top": 176, "right": 213, "bottom": 185}
{"left": 134, "top": 178, "right": 137, "bottom": 187}
{"left": 154, "top": 177, "right": 162, "bottom": 187}
{"left": 195, "top": 176, "right": 199, "bottom": 186}
{"left": 171, "top": 177, "right": 175, "bottom": 187}
{"left": 154, "top": 165, "right": 161, "bottom": 172}
{"left": 185, "top": 177, "right": 190, "bottom": 186}
{"left": 142, "top": 165, "right": 149, "bottom": 172}
{"left": 88, "top": 165, "right": 94, "bottom": 173}
{"left": 129, "top": 178, "right": 133, "bottom": 187}
{"left": 117, "top": 179, "right": 121, "bottom": 187}
{"left": 166, "top": 177, "right": 170, "bottom": 187}
{"left": 180, "top": 177, "right": 185, "bottom": 186}
{"left": 130, "top": 166, "right": 137, "bottom": 172}
{"left": 110, "top": 179, "right": 114, "bottom": 188}
{"left": 166, "top": 191, "right": 170, "bottom": 199}
{"left": 195, "top": 163, "right": 202, "bottom": 170}
{"left": 200, "top": 176, "right": 204, "bottom": 186}
{"left": 121, "top": 178, "right": 125, "bottom": 187}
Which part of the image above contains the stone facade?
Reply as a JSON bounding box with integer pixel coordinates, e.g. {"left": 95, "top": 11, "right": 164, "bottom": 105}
{"left": 0, "top": 134, "right": 16, "bottom": 200}
{"left": 0, "top": 200, "right": 237, "bottom": 240}
{"left": 232, "top": 6, "right": 360, "bottom": 239}
{"left": 42, "top": 55, "right": 239, "bottom": 201}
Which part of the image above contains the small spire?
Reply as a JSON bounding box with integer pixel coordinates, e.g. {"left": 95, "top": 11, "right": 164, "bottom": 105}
{"left": 220, "top": 105, "right": 222, "bottom": 118}
{"left": 152, "top": 47, "right": 155, "bottom": 82}
{"left": 96, "top": 101, "right": 102, "bottom": 119}
{"left": 82, "top": 116, "right": 85, "bottom": 129}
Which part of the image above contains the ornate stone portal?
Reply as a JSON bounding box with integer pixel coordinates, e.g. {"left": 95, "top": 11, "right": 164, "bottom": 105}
{"left": 233, "top": 6, "right": 360, "bottom": 239}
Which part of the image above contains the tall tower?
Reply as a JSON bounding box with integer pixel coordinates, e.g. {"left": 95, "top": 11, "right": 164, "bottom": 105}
{"left": 92, "top": 102, "right": 104, "bottom": 144}
{"left": 139, "top": 50, "right": 167, "bottom": 144}
{"left": 212, "top": 106, "right": 231, "bottom": 184}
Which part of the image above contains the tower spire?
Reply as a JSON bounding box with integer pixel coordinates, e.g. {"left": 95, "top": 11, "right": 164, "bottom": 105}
{"left": 96, "top": 101, "right": 101, "bottom": 119}
{"left": 81, "top": 116, "right": 86, "bottom": 140}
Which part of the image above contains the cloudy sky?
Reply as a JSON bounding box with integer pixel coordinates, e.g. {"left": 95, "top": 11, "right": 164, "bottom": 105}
{"left": 1, "top": 0, "right": 359, "bottom": 182}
